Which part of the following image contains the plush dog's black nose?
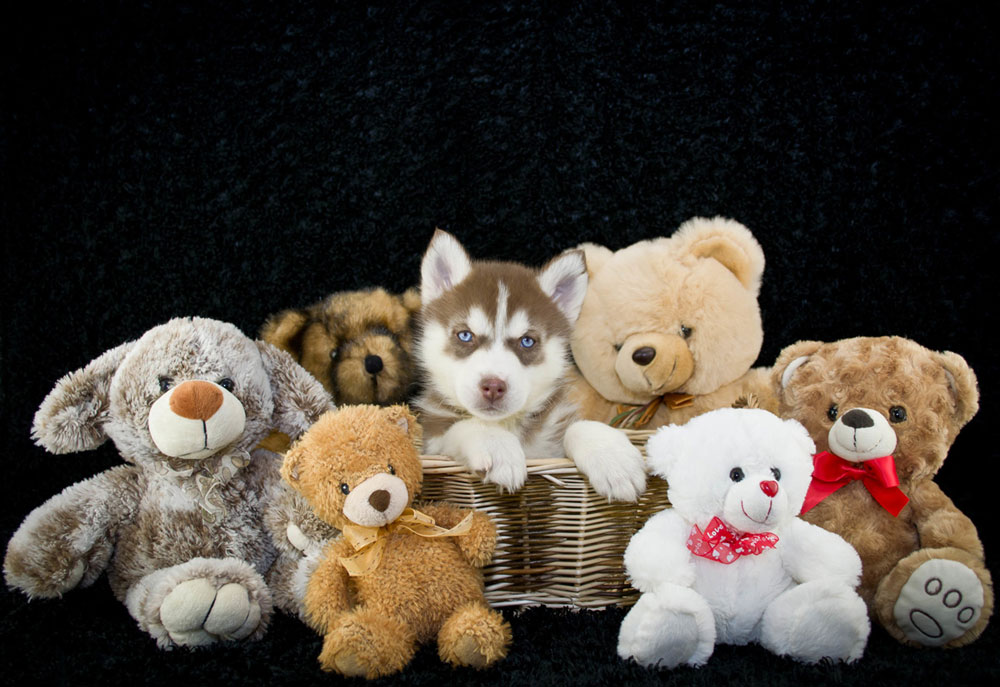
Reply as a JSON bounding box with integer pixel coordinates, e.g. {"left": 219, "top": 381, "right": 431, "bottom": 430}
{"left": 369, "top": 489, "right": 390, "bottom": 512}
{"left": 841, "top": 409, "right": 874, "bottom": 429}
{"left": 364, "top": 354, "right": 384, "bottom": 374}
{"left": 632, "top": 347, "right": 656, "bottom": 365}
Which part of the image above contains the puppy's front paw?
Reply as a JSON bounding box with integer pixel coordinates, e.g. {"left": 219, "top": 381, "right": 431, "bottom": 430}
{"left": 565, "top": 421, "right": 646, "bottom": 502}
{"left": 466, "top": 431, "right": 527, "bottom": 493}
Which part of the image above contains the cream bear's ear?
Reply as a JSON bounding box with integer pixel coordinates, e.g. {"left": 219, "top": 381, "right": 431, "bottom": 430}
{"left": 674, "top": 216, "right": 766, "bottom": 295}
{"left": 576, "top": 242, "right": 613, "bottom": 277}
{"left": 771, "top": 340, "right": 825, "bottom": 396}
{"left": 644, "top": 424, "right": 687, "bottom": 479}
{"left": 32, "top": 340, "right": 136, "bottom": 454}
{"left": 420, "top": 229, "right": 472, "bottom": 304}
{"left": 934, "top": 350, "right": 980, "bottom": 428}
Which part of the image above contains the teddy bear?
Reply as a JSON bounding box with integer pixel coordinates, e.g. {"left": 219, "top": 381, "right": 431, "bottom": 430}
{"left": 617, "top": 407, "right": 870, "bottom": 668}
{"left": 261, "top": 287, "right": 421, "bottom": 406}
{"left": 4, "top": 317, "right": 337, "bottom": 648}
{"left": 772, "top": 336, "right": 993, "bottom": 648}
{"left": 280, "top": 404, "right": 511, "bottom": 678}
{"left": 567, "top": 216, "right": 775, "bottom": 430}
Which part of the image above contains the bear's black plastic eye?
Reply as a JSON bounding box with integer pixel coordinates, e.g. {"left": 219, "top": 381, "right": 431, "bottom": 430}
{"left": 771, "top": 467, "right": 781, "bottom": 480}
{"left": 730, "top": 468, "right": 745, "bottom": 482}
{"left": 329, "top": 349, "right": 338, "bottom": 360}
{"left": 218, "top": 378, "right": 235, "bottom": 392}
{"left": 889, "top": 406, "right": 907, "bottom": 423}
{"left": 339, "top": 483, "right": 350, "bottom": 495}
{"left": 613, "top": 343, "right": 623, "bottom": 352}
{"left": 158, "top": 376, "right": 173, "bottom": 393}
{"left": 388, "top": 464, "right": 395, "bottom": 475}
{"left": 827, "top": 404, "right": 839, "bottom": 421}
{"left": 680, "top": 325, "right": 693, "bottom": 339}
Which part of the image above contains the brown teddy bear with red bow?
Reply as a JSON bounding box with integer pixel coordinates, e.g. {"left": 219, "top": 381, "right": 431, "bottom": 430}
{"left": 773, "top": 336, "right": 993, "bottom": 648}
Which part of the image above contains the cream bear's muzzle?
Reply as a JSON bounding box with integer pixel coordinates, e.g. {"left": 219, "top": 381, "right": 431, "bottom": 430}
{"left": 615, "top": 333, "right": 695, "bottom": 397}
{"left": 148, "top": 380, "right": 247, "bottom": 460}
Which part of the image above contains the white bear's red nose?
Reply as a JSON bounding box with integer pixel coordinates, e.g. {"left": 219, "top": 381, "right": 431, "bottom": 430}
{"left": 760, "top": 480, "right": 779, "bottom": 497}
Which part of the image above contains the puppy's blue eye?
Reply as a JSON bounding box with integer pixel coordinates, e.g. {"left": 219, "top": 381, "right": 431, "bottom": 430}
{"left": 457, "top": 330, "right": 474, "bottom": 343}
{"left": 520, "top": 336, "right": 535, "bottom": 349}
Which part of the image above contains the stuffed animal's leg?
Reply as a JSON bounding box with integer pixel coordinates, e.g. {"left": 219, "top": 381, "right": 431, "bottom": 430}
{"left": 124, "top": 557, "right": 272, "bottom": 648}
{"left": 564, "top": 420, "right": 646, "bottom": 502}
{"left": 319, "top": 608, "right": 416, "bottom": 678}
{"left": 875, "top": 547, "right": 993, "bottom": 648}
{"left": 617, "top": 585, "right": 715, "bottom": 669}
{"left": 437, "top": 601, "right": 511, "bottom": 669}
{"left": 759, "top": 579, "right": 870, "bottom": 664}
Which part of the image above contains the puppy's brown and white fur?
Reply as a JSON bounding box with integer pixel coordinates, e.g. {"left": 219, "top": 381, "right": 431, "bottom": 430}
{"left": 413, "top": 230, "right": 646, "bottom": 501}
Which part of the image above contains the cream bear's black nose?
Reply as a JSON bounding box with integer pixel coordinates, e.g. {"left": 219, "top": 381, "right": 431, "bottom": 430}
{"left": 842, "top": 409, "right": 874, "bottom": 429}
{"left": 368, "top": 489, "right": 391, "bottom": 512}
{"left": 632, "top": 347, "right": 656, "bottom": 365}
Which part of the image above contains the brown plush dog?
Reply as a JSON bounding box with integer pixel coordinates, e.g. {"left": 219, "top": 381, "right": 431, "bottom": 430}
{"left": 261, "top": 288, "right": 421, "bottom": 405}
{"left": 281, "top": 404, "right": 511, "bottom": 678}
{"left": 773, "top": 336, "right": 993, "bottom": 648}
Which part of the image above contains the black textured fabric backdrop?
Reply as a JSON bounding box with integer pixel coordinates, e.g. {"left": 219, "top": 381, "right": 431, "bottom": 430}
{"left": 2, "top": 1, "right": 998, "bottom": 684}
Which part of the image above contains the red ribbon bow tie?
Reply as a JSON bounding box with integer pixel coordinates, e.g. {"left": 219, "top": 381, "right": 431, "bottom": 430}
{"left": 687, "top": 516, "right": 779, "bottom": 564}
{"left": 801, "top": 451, "right": 909, "bottom": 516}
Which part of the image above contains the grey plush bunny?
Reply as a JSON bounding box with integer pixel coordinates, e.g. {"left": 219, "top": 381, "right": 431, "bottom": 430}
{"left": 4, "top": 317, "right": 336, "bottom": 648}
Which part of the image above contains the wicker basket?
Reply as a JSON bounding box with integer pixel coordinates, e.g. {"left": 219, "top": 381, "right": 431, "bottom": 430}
{"left": 418, "top": 429, "right": 667, "bottom": 609}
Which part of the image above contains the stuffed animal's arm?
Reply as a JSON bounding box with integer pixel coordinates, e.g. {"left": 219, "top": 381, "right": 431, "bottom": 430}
{"left": 264, "top": 480, "right": 339, "bottom": 558}
{"left": 780, "top": 518, "right": 863, "bottom": 587}
{"left": 623, "top": 510, "right": 696, "bottom": 594}
{"left": 4, "top": 465, "right": 140, "bottom": 598}
{"left": 907, "top": 480, "right": 985, "bottom": 558}
{"left": 302, "top": 538, "right": 354, "bottom": 635}
{"left": 415, "top": 501, "right": 498, "bottom": 568}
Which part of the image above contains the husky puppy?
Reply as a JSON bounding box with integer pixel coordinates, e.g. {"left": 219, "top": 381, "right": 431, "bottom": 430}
{"left": 413, "top": 229, "right": 646, "bottom": 501}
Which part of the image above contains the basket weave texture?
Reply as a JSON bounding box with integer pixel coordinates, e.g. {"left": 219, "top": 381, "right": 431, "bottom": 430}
{"left": 418, "top": 429, "right": 667, "bottom": 609}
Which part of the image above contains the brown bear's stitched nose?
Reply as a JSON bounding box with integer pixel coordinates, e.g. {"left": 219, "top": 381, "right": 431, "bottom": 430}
{"left": 480, "top": 377, "right": 506, "bottom": 402}
{"left": 841, "top": 409, "right": 874, "bottom": 429}
{"left": 364, "top": 354, "right": 384, "bottom": 374}
{"left": 632, "top": 347, "right": 656, "bottom": 365}
{"left": 168, "top": 380, "right": 224, "bottom": 421}
{"left": 368, "top": 489, "right": 391, "bottom": 512}
{"left": 760, "top": 480, "right": 779, "bottom": 497}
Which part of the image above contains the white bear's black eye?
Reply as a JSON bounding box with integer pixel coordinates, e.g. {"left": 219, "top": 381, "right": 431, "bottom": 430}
{"left": 771, "top": 467, "right": 781, "bottom": 480}
{"left": 158, "top": 376, "right": 173, "bottom": 393}
{"left": 889, "top": 406, "right": 907, "bottom": 423}
{"left": 218, "top": 378, "right": 235, "bottom": 392}
{"left": 340, "top": 483, "right": 350, "bottom": 495}
{"left": 680, "top": 325, "right": 693, "bottom": 339}
{"left": 730, "top": 468, "right": 745, "bottom": 482}
{"left": 827, "top": 404, "right": 839, "bottom": 421}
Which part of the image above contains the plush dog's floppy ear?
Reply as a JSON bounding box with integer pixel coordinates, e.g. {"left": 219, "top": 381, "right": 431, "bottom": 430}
{"left": 674, "top": 216, "right": 766, "bottom": 296}
{"left": 260, "top": 308, "right": 312, "bottom": 361}
{"left": 256, "top": 341, "right": 335, "bottom": 440}
{"left": 934, "top": 350, "right": 980, "bottom": 428}
{"left": 32, "top": 341, "right": 136, "bottom": 454}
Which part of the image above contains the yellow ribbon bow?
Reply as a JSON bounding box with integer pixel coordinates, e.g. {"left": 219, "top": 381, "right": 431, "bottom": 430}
{"left": 339, "top": 507, "right": 474, "bottom": 577}
{"left": 611, "top": 393, "right": 695, "bottom": 429}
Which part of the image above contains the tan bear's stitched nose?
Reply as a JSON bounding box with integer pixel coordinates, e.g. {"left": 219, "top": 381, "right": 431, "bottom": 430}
{"left": 168, "top": 380, "right": 224, "bottom": 421}
{"left": 368, "top": 489, "right": 391, "bottom": 512}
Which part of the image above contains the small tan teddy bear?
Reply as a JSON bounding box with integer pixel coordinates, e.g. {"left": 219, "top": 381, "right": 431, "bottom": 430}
{"left": 773, "top": 336, "right": 993, "bottom": 648}
{"left": 281, "top": 404, "right": 511, "bottom": 678}
{"left": 568, "top": 216, "right": 774, "bottom": 430}
{"left": 261, "top": 287, "right": 421, "bottom": 406}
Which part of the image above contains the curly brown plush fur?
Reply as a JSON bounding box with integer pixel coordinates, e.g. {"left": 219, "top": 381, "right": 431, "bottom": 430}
{"left": 261, "top": 288, "right": 421, "bottom": 406}
{"left": 773, "top": 336, "right": 992, "bottom": 648}
{"left": 281, "top": 404, "right": 511, "bottom": 678}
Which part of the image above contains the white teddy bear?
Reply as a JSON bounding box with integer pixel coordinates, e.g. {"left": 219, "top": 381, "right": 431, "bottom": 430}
{"left": 618, "top": 407, "right": 871, "bottom": 668}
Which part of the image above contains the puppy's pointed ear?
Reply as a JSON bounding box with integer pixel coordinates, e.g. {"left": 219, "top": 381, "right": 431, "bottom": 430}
{"left": 256, "top": 341, "right": 335, "bottom": 439}
{"left": 259, "top": 309, "right": 311, "bottom": 361}
{"left": 32, "top": 341, "right": 135, "bottom": 454}
{"left": 420, "top": 229, "right": 472, "bottom": 304}
{"left": 538, "top": 249, "right": 588, "bottom": 324}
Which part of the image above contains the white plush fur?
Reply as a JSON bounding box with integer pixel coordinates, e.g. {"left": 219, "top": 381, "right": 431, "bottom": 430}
{"left": 618, "top": 408, "right": 870, "bottom": 668}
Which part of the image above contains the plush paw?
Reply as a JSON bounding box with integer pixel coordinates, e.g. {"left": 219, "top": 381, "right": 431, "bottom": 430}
{"left": 465, "top": 430, "right": 527, "bottom": 493}
{"left": 618, "top": 588, "right": 715, "bottom": 669}
{"left": 565, "top": 421, "right": 646, "bottom": 502}
{"left": 761, "top": 580, "right": 870, "bottom": 664}
{"left": 893, "top": 558, "right": 985, "bottom": 647}
{"left": 160, "top": 579, "right": 263, "bottom": 646}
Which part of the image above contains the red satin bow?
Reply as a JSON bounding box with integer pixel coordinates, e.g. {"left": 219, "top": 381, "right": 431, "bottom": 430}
{"left": 687, "top": 516, "right": 779, "bottom": 564}
{"left": 801, "top": 451, "right": 909, "bottom": 516}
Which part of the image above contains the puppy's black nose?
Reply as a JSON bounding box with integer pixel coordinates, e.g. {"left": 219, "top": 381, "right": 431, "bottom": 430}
{"left": 632, "top": 347, "right": 656, "bottom": 365}
{"left": 364, "top": 354, "right": 384, "bottom": 374}
{"left": 369, "top": 489, "right": 390, "bottom": 512}
{"left": 841, "top": 408, "right": 874, "bottom": 429}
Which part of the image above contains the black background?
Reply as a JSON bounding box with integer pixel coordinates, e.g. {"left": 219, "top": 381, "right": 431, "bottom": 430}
{"left": 2, "top": 1, "right": 998, "bottom": 684}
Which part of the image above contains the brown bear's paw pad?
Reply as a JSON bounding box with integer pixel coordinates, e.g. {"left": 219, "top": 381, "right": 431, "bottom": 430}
{"left": 893, "top": 559, "right": 986, "bottom": 647}
{"left": 319, "top": 613, "right": 415, "bottom": 678}
{"left": 438, "top": 604, "right": 512, "bottom": 669}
